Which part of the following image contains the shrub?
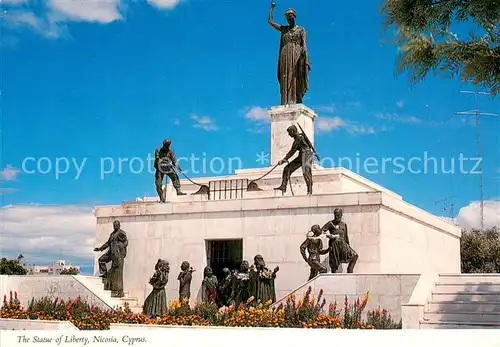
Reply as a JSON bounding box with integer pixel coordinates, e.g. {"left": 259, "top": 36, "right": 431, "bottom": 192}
{"left": 1, "top": 287, "right": 399, "bottom": 330}
{"left": 0, "top": 255, "right": 28, "bottom": 275}
{"left": 366, "top": 307, "right": 402, "bottom": 329}
{"left": 461, "top": 227, "right": 500, "bottom": 273}
{"left": 59, "top": 267, "right": 80, "bottom": 275}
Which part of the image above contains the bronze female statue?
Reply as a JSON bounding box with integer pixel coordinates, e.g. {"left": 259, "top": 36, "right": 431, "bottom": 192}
{"left": 143, "top": 259, "right": 169, "bottom": 317}
{"left": 268, "top": 2, "right": 310, "bottom": 105}
{"left": 249, "top": 255, "right": 279, "bottom": 305}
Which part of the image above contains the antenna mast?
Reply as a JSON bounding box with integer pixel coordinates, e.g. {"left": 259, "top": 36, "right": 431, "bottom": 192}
{"left": 455, "top": 90, "right": 499, "bottom": 230}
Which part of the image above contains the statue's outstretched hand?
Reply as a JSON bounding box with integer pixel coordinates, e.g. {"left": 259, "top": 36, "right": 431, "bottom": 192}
{"left": 93, "top": 247, "right": 100, "bottom": 252}
{"left": 271, "top": 1, "right": 276, "bottom": 9}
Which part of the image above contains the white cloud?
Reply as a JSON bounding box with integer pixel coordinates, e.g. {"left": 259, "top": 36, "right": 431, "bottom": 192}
{"left": 316, "top": 117, "right": 378, "bottom": 135}
{"left": 396, "top": 100, "right": 404, "bottom": 108}
{"left": 456, "top": 200, "right": 500, "bottom": 230}
{"left": 190, "top": 114, "right": 218, "bottom": 131}
{"left": 346, "top": 124, "right": 376, "bottom": 134}
{"left": 0, "top": 204, "right": 95, "bottom": 266}
{"left": 315, "top": 105, "right": 336, "bottom": 113}
{"left": 244, "top": 106, "right": 269, "bottom": 122}
{"left": 48, "top": 0, "right": 123, "bottom": 23}
{"left": 4, "top": 0, "right": 183, "bottom": 39}
{"left": 3, "top": 10, "right": 66, "bottom": 38}
{"left": 376, "top": 113, "right": 423, "bottom": 124}
{"left": 147, "top": 0, "right": 182, "bottom": 9}
{"left": 316, "top": 117, "right": 346, "bottom": 132}
{"left": 0, "top": 165, "right": 20, "bottom": 181}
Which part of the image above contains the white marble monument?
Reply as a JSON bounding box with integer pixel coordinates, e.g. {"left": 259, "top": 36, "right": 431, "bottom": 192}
{"left": 93, "top": 104, "right": 461, "bottom": 310}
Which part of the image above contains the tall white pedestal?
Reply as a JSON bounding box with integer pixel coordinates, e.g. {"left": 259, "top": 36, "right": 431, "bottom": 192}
{"left": 269, "top": 104, "right": 318, "bottom": 166}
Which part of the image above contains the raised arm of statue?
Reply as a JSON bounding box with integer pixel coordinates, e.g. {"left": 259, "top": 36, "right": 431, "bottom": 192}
{"left": 268, "top": 2, "right": 281, "bottom": 31}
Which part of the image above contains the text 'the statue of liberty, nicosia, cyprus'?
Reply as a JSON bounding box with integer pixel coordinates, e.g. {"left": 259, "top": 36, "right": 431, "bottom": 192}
{"left": 268, "top": 2, "right": 310, "bottom": 105}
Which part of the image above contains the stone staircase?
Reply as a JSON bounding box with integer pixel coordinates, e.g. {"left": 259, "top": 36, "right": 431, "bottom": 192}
{"left": 420, "top": 274, "right": 500, "bottom": 329}
{"left": 74, "top": 276, "right": 142, "bottom": 313}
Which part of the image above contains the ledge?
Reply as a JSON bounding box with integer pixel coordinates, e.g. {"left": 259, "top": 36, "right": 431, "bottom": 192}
{"left": 93, "top": 190, "right": 460, "bottom": 238}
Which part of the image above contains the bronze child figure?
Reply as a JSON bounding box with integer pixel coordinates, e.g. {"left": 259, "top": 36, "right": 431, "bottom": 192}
{"left": 300, "top": 225, "right": 337, "bottom": 280}
{"left": 201, "top": 266, "right": 218, "bottom": 304}
{"left": 178, "top": 261, "right": 194, "bottom": 303}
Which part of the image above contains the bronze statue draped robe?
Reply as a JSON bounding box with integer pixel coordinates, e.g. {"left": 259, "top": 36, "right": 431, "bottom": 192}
{"left": 143, "top": 269, "right": 168, "bottom": 317}
{"left": 250, "top": 267, "right": 277, "bottom": 305}
{"left": 277, "top": 25, "right": 309, "bottom": 105}
{"left": 100, "top": 228, "right": 128, "bottom": 297}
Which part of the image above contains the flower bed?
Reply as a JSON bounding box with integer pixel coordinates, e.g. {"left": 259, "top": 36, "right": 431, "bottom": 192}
{"left": 1, "top": 287, "right": 401, "bottom": 330}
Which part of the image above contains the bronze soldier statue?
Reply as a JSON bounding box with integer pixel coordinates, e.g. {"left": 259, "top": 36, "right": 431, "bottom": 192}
{"left": 275, "top": 125, "right": 314, "bottom": 194}
{"left": 268, "top": 2, "right": 310, "bottom": 105}
{"left": 300, "top": 225, "right": 336, "bottom": 280}
{"left": 154, "top": 138, "right": 185, "bottom": 202}
{"left": 94, "top": 220, "right": 128, "bottom": 297}
{"left": 322, "top": 208, "right": 358, "bottom": 273}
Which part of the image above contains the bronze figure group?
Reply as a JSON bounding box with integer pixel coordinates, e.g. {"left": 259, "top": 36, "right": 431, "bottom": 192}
{"left": 201, "top": 255, "right": 280, "bottom": 308}
{"left": 301, "top": 209, "right": 358, "bottom": 278}
{"left": 153, "top": 4, "right": 315, "bottom": 200}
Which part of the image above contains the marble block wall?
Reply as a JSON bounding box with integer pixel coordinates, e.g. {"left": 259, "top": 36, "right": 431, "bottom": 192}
{"left": 0, "top": 275, "right": 111, "bottom": 310}
{"left": 275, "top": 274, "right": 421, "bottom": 321}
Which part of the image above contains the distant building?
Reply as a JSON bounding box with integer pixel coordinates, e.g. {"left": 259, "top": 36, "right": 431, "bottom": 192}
{"left": 27, "top": 260, "right": 80, "bottom": 275}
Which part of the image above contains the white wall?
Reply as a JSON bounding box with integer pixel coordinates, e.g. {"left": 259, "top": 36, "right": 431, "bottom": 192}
{"left": 95, "top": 204, "right": 381, "bottom": 307}
{"left": 275, "top": 274, "right": 420, "bottom": 321}
{"left": 0, "top": 318, "right": 77, "bottom": 330}
{"left": 0, "top": 275, "right": 111, "bottom": 310}
{"left": 379, "top": 203, "right": 461, "bottom": 273}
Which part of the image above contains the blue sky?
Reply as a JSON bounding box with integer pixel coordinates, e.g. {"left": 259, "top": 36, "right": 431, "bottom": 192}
{"left": 0, "top": 0, "right": 499, "bottom": 273}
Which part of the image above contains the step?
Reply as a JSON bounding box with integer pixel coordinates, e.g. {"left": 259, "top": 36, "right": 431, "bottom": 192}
{"left": 420, "top": 320, "right": 500, "bottom": 329}
{"left": 427, "top": 301, "right": 500, "bottom": 313}
{"left": 439, "top": 274, "right": 500, "bottom": 285}
{"left": 424, "top": 312, "right": 500, "bottom": 323}
{"left": 432, "top": 292, "right": 500, "bottom": 302}
{"left": 434, "top": 283, "right": 500, "bottom": 293}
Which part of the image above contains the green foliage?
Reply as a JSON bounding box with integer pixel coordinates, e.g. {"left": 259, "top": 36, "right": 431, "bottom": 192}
{"left": 366, "top": 307, "right": 402, "bottom": 329}
{"left": 461, "top": 226, "right": 500, "bottom": 273}
{"left": 381, "top": 0, "right": 500, "bottom": 95}
{"left": 59, "top": 267, "right": 80, "bottom": 275}
{"left": 0, "top": 255, "right": 28, "bottom": 275}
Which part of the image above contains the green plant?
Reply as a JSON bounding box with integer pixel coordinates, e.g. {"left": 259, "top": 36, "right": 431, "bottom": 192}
{"left": 59, "top": 267, "right": 80, "bottom": 275}
{"left": 0, "top": 255, "right": 28, "bottom": 275}
{"left": 367, "top": 307, "right": 402, "bottom": 329}
{"left": 461, "top": 227, "right": 500, "bottom": 273}
{"left": 380, "top": 0, "right": 499, "bottom": 95}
